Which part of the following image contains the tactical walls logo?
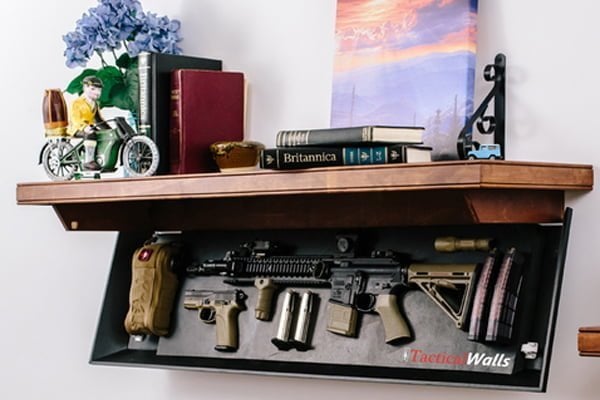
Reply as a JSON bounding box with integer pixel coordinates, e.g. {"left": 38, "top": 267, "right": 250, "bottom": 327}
{"left": 402, "top": 349, "right": 512, "bottom": 368}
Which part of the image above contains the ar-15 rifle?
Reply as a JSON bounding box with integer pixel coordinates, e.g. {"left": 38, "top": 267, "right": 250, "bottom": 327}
{"left": 188, "top": 237, "right": 481, "bottom": 344}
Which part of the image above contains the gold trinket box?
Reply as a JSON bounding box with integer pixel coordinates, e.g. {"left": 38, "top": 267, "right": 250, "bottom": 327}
{"left": 210, "top": 141, "right": 265, "bottom": 172}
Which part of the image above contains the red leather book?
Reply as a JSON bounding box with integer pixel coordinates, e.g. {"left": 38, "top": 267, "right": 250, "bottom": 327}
{"left": 169, "top": 69, "right": 245, "bottom": 174}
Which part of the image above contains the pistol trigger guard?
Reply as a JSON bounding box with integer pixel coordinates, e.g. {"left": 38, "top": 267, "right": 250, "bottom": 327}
{"left": 199, "top": 308, "right": 216, "bottom": 324}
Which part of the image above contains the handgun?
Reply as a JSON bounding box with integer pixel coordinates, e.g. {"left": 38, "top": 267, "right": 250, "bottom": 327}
{"left": 183, "top": 289, "right": 247, "bottom": 352}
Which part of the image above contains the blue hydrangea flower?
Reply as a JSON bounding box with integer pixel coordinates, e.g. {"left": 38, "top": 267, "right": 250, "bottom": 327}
{"left": 128, "top": 12, "right": 183, "bottom": 56}
{"left": 63, "top": 0, "right": 183, "bottom": 68}
{"left": 74, "top": 0, "right": 141, "bottom": 54}
{"left": 63, "top": 31, "right": 96, "bottom": 68}
{"left": 95, "top": 0, "right": 143, "bottom": 42}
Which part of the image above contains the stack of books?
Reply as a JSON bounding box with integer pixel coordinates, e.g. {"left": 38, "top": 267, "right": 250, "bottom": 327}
{"left": 137, "top": 52, "right": 245, "bottom": 175}
{"left": 137, "top": 52, "right": 223, "bottom": 174}
{"left": 259, "top": 125, "right": 431, "bottom": 170}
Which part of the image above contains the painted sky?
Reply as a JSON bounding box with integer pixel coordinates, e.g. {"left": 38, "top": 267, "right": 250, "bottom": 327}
{"left": 334, "top": 0, "right": 477, "bottom": 72}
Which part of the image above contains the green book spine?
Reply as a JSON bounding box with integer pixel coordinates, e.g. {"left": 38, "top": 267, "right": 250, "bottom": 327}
{"left": 260, "top": 145, "right": 411, "bottom": 170}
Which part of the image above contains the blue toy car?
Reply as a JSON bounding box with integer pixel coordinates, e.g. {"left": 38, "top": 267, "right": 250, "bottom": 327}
{"left": 467, "top": 143, "right": 502, "bottom": 160}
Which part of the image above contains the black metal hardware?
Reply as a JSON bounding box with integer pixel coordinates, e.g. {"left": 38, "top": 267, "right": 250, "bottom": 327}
{"left": 457, "top": 53, "right": 506, "bottom": 159}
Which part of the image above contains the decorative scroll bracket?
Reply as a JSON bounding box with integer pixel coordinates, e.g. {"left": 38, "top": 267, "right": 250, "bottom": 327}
{"left": 457, "top": 53, "right": 506, "bottom": 160}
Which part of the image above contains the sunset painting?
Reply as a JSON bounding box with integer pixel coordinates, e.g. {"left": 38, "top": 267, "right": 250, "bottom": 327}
{"left": 331, "top": 0, "right": 478, "bottom": 159}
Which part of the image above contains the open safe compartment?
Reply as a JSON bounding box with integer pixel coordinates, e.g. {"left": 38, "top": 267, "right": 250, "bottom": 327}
{"left": 91, "top": 209, "right": 572, "bottom": 392}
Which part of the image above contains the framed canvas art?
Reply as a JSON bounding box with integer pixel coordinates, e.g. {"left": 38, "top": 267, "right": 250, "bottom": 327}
{"left": 331, "top": 0, "right": 478, "bottom": 160}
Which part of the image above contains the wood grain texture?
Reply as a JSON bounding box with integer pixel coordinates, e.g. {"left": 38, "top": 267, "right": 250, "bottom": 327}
{"left": 578, "top": 326, "right": 600, "bottom": 356}
{"left": 16, "top": 160, "right": 593, "bottom": 231}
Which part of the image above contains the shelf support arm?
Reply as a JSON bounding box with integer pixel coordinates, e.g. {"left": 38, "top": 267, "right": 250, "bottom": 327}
{"left": 457, "top": 53, "right": 506, "bottom": 159}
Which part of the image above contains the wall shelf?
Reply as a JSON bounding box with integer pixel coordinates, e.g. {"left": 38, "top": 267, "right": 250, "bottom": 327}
{"left": 15, "top": 160, "right": 593, "bottom": 231}
{"left": 15, "top": 159, "right": 594, "bottom": 391}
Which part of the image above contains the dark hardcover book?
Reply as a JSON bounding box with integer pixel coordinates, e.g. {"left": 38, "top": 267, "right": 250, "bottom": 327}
{"left": 259, "top": 144, "right": 431, "bottom": 170}
{"left": 138, "top": 52, "right": 222, "bottom": 174}
{"left": 275, "top": 125, "right": 424, "bottom": 148}
{"left": 485, "top": 248, "right": 524, "bottom": 343}
{"left": 169, "top": 69, "right": 245, "bottom": 174}
{"left": 468, "top": 249, "right": 501, "bottom": 342}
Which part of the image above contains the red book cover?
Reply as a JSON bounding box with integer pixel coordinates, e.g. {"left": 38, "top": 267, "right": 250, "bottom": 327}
{"left": 169, "top": 69, "right": 245, "bottom": 174}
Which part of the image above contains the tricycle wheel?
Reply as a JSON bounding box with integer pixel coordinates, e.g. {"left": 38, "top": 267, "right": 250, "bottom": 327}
{"left": 41, "top": 141, "right": 75, "bottom": 180}
{"left": 122, "top": 135, "right": 159, "bottom": 177}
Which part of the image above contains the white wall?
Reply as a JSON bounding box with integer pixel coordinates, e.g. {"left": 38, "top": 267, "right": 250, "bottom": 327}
{"left": 2, "top": 0, "right": 600, "bottom": 398}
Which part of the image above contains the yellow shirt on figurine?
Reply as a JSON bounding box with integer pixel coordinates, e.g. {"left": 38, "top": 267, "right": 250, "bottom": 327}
{"left": 67, "top": 96, "right": 103, "bottom": 136}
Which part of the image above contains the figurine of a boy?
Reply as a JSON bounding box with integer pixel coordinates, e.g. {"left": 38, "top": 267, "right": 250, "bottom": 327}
{"left": 67, "top": 76, "right": 106, "bottom": 170}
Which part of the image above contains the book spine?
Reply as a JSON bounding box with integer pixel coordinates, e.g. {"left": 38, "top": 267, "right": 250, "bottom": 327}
{"left": 276, "top": 127, "right": 368, "bottom": 147}
{"left": 259, "top": 145, "right": 405, "bottom": 170}
{"left": 138, "top": 52, "right": 152, "bottom": 140}
{"left": 169, "top": 71, "right": 182, "bottom": 174}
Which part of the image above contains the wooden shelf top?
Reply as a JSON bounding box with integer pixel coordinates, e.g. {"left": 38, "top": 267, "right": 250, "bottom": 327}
{"left": 16, "top": 160, "right": 594, "bottom": 206}
{"left": 15, "top": 161, "right": 593, "bottom": 231}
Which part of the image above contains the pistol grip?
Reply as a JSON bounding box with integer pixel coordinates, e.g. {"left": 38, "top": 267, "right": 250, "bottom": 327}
{"left": 254, "top": 278, "right": 277, "bottom": 321}
{"left": 374, "top": 294, "right": 411, "bottom": 343}
{"left": 214, "top": 302, "right": 242, "bottom": 352}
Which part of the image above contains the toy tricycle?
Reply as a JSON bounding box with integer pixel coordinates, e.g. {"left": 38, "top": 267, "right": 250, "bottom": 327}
{"left": 39, "top": 116, "right": 159, "bottom": 181}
